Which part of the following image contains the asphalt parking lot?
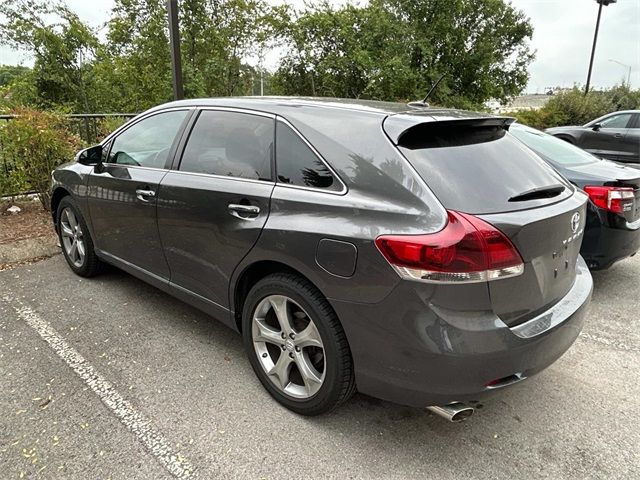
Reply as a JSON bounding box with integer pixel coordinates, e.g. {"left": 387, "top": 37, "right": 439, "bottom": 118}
{"left": 1, "top": 254, "right": 638, "bottom": 479}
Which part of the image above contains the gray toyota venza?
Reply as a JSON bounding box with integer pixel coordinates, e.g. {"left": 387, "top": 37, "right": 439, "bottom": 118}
{"left": 50, "top": 98, "right": 593, "bottom": 420}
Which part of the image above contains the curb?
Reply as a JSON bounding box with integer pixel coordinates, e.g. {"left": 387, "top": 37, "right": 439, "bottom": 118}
{"left": 0, "top": 236, "right": 60, "bottom": 263}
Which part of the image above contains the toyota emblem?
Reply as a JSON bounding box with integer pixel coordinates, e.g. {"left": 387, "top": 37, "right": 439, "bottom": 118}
{"left": 571, "top": 212, "right": 580, "bottom": 233}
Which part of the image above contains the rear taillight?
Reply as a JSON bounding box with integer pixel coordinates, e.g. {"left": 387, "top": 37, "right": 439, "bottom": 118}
{"left": 583, "top": 186, "right": 635, "bottom": 214}
{"left": 375, "top": 211, "right": 524, "bottom": 284}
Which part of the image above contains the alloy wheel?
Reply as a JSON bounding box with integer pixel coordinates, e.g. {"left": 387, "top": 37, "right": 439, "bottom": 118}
{"left": 60, "top": 207, "right": 86, "bottom": 268}
{"left": 252, "top": 295, "right": 326, "bottom": 399}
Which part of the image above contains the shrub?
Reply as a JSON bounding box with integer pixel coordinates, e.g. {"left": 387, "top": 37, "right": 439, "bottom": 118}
{"left": 507, "top": 84, "right": 640, "bottom": 130}
{"left": 0, "top": 108, "right": 81, "bottom": 209}
{"left": 543, "top": 87, "right": 616, "bottom": 126}
{"left": 505, "top": 109, "right": 546, "bottom": 130}
{"left": 0, "top": 119, "right": 30, "bottom": 201}
{"left": 96, "top": 116, "right": 130, "bottom": 142}
{"left": 0, "top": 159, "right": 28, "bottom": 204}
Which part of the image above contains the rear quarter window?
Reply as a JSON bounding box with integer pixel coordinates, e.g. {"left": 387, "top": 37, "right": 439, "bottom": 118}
{"left": 275, "top": 121, "right": 342, "bottom": 192}
{"left": 398, "top": 123, "right": 572, "bottom": 214}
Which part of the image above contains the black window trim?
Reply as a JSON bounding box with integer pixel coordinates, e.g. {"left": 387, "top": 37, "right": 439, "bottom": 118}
{"left": 274, "top": 116, "right": 348, "bottom": 196}
{"left": 171, "top": 106, "right": 277, "bottom": 185}
{"left": 100, "top": 107, "right": 195, "bottom": 171}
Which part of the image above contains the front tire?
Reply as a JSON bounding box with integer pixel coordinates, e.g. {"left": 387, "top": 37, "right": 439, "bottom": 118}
{"left": 242, "top": 273, "right": 356, "bottom": 416}
{"left": 56, "top": 197, "right": 103, "bottom": 277}
{"left": 555, "top": 135, "right": 575, "bottom": 145}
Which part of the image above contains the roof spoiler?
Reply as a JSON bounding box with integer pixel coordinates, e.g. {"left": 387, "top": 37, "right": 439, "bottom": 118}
{"left": 383, "top": 114, "right": 516, "bottom": 145}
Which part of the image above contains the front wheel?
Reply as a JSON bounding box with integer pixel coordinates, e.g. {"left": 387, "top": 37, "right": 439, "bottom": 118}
{"left": 57, "top": 197, "right": 103, "bottom": 277}
{"left": 242, "top": 273, "right": 356, "bottom": 415}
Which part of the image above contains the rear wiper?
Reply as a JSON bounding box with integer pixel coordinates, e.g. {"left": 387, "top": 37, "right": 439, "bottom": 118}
{"left": 508, "top": 184, "right": 566, "bottom": 202}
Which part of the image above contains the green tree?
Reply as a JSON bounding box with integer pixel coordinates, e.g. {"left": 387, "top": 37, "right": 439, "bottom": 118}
{"left": 273, "top": 0, "right": 534, "bottom": 108}
{"left": 91, "top": 0, "right": 287, "bottom": 112}
{"left": 0, "top": 65, "right": 36, "bottom": 110}
{"left": 272, "top": 2, "right": 412, "bottom": 99}
{"left": 180, "top": 0, "right": 287, "bottom": 97}
{"left": 0, "top": 0, "right": 99, "bottom": 111}
{"left": 0, "top": 65, "right": 31, "bottom": 87}
{"left": 91, "top": 0, "right": 173, "bottom": 112}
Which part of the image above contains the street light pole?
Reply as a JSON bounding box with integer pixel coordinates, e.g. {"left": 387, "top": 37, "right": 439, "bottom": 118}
{"left": 608, "top": 59, "right": 632, "bottom": 85}
{"left": 585, "top": 0, "right": 617, "bottom": 95}
{"left": 166, "top": 0, "right": 184, "bottom": 100}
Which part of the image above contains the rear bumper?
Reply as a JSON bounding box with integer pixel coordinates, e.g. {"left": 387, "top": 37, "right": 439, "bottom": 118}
{"left": 330, "top": 257, "right": 592, "bottom": 408}
{"left": 582, "top": 212, "right": 640, "bottom": 269}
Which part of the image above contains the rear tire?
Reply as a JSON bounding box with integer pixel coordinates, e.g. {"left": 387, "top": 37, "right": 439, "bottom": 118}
{"left": 56, "top": 197, "right": 103, "bottom": 277}
{"left": 242, "top": 273, "right": 356, "bottom": 416}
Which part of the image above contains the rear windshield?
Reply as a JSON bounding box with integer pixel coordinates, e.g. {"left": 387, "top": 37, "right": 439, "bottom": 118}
{"left": 398, "top": 123, "right": 572, "bottom": 214}
{"left": 510, "top": 124, "right": 599, "bottom": 166}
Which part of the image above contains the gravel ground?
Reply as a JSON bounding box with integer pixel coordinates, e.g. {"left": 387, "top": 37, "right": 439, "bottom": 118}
{"left": 0, "top": 254, "right": 638, "bottom": 479}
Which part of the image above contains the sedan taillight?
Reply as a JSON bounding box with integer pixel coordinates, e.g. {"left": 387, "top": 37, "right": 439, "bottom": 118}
{"left": 583, "top": 186, "right": 635, "bottom": 214}
{"left": 375, "top": 211, "right": 524, "bottom": 284}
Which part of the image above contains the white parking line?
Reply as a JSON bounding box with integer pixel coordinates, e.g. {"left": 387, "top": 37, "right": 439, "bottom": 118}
{"left": 4, "top": 296, "right": 197, "bottom": 479}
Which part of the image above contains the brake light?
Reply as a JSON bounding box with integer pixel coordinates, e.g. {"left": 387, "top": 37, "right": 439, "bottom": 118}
{"left": 375, "top": 211, "right": 524, "bottom": 284}
{"left": 583, "top": 186, "right": 635, "bottom": 213}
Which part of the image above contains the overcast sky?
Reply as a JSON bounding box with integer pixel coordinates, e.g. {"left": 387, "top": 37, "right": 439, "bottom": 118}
{"left": 1, "top": 0, "right": 638, "bottom": 92}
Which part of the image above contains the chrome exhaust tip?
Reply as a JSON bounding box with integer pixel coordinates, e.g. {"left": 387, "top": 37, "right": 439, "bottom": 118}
{"left": 426, "top": 402, "right": 474, "bottom": 422}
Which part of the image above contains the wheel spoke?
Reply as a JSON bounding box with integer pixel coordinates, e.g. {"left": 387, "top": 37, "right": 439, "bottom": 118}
{"left": 61, "top": 224, "right": 74, "bottom": 238}
{"left": 76, "top": 239, "right": 86, "bottom": 258}
{"left": 268, "top": 352, "right": 293, "bottom": 390}
{"left": 66, "top": 210, "right": 78, "bottom": 230}
{"left": 253, "top": 318, "right": 283, "bottom": 346}
{"left": 69, "top": 240, "right": 78, "bottom": 262}
{"left": 294, "top": 351, "right": 323, "bottom": 396}
{"left": 295, "top": 322, "right": 323, "bottom": 348}
{"left": 269, "top": 296, "right": 292, "bottom": 334}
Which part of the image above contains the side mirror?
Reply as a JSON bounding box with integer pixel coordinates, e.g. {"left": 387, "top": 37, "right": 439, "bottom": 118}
{"left": 76, "top": 145, "right": 103, "bottom": 166}
{"left": 591, "top": 123, "right": 602, "bottom": 131}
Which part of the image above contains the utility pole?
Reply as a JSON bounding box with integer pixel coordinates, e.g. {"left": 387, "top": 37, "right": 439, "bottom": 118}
{"left": 166, "top": 0, "right": 184, "bottom": 100}
{"left": 258, "top": 49, "right": 265, "bottom": 97}
{"left": 585, "top": 0, "right": 617, "bottom": 95}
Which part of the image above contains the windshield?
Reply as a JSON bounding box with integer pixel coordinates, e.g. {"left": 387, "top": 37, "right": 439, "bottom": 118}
{"left": 510, "top": 124, "right": 599, "bottom": 166}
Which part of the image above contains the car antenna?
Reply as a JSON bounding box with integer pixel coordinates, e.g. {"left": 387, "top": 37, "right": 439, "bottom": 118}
{"left": 407, "top": 73, "right": 446, "bottom": 108}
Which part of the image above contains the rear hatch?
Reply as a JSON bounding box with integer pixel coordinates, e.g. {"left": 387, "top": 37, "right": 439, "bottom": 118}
{"left": 385, "top": 115, "right": 588, "bottom": 326}
{"left": 480, "top": 197, "right": 587, "bottom": 326}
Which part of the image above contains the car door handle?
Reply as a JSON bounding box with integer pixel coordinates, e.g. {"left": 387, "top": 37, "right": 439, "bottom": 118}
{"left": 135, "top": 189, "right": 156, "bottom": 202}
{"left": 613, "top": 133, "right": 623, "bottom": 138}
{"left": 228, "top": 203, "right": 260, "bottom": 219}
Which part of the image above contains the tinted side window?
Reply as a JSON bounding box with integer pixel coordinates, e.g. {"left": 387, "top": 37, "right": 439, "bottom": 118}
{"left": 600, "top": 113, "right": 632, "bottom": 129}
{"left": 179, "top": 111, "right": 273, "bottom": 180}
{"left": 109, "top": 110, "right": 188, "bottom": 168}
{"left": 276, "top": 122, "right": 338, "bottom": 191}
